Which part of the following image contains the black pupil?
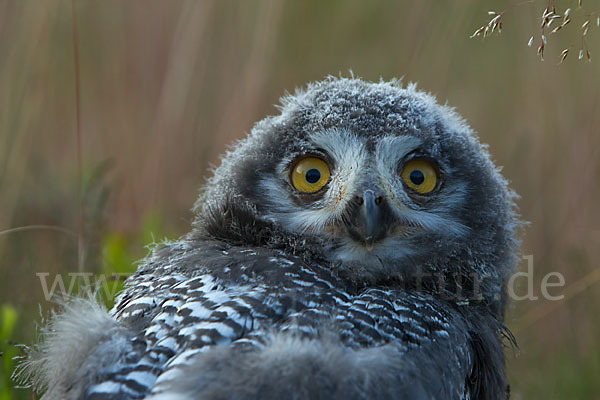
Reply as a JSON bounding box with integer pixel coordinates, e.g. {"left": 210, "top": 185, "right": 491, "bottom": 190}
{"left": 409, "top": 170, "right": 425, "bottom": 185}
{"left": 305, "top": 169, "right": 321, "bottom": 184}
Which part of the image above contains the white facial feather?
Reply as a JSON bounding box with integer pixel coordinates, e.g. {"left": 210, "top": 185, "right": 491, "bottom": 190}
{"left": 329, "top": 236, "right": 415, "bottom": 269}
{"left": 375, "top": 137, "right": 469, "bottom": 237}
{"left": 260, "top": 129, "right": 367, "bottom": 234}
{"left": 259, "top": 129, "right": 469, "bottom": 266}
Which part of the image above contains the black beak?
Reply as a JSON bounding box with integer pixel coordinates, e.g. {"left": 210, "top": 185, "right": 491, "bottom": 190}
{"left": 350, "top": 189, "right": 388, "bottom": 250}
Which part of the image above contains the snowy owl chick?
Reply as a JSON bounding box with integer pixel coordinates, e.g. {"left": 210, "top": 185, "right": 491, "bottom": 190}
{"left": 22, "top": 77, "right": 521, "bottom": 400}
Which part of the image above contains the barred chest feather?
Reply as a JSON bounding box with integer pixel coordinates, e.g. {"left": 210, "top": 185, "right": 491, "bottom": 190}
{"left": 85, "top": 239, "right": 474, "bottom": 399}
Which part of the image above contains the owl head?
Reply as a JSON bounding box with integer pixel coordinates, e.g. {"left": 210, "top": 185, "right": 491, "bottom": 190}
{"left": 194, "top": 77, "right": 521, "bottom": 314}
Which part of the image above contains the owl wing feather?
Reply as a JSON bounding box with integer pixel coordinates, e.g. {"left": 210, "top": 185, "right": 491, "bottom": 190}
{"left": 76, "top": 239, "right": 484, "bottom": 400}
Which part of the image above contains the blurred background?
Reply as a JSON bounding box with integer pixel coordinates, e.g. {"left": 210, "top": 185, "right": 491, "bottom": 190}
{"left": 1, "top": 0, "right": 599, "bottom": 398}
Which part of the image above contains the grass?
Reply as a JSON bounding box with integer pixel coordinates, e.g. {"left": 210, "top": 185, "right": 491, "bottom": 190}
{"left": 1, "top": 1, "right": 600, "bottom": 398}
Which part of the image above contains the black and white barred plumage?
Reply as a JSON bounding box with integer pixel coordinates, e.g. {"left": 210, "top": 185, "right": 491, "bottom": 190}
{"left": 22, "top": 77, "right": 520, "bottom": 400}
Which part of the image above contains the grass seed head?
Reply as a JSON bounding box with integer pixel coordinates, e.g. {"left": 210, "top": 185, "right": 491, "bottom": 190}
{"left": 559, "top": 48, "right": 569, "bottom": 63}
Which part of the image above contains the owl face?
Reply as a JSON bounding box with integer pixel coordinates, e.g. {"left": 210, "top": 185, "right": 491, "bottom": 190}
{"left": 198, "top": 78, "right": 519, "bottom": 290}
{"left": 257, "top": 129, "right": 469, "bottom": 269}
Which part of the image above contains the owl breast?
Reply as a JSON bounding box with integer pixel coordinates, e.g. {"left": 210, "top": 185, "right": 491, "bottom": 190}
{"left": 85, "top": 239, "right": 471, "bottom": 398}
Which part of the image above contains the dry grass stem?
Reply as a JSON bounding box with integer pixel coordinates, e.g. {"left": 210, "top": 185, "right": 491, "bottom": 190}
{"left": 582, "top": 20, "right": 590, "bottom": 35}
{"left": 538, "top": 42, "right": 545, "bottom": 60}
{"left": 559, "top": 47, "right": 569, "bottom": 63}
{"left": 472, "top": 0, "right": 599, "bottom": 62}
{"left": 470, "top": 11, "right": 503, "bottom": 38}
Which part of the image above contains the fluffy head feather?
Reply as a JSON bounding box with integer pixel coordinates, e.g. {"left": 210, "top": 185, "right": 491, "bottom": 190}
{"left": 194, "top": 77, "right": 521, "bottom": 316}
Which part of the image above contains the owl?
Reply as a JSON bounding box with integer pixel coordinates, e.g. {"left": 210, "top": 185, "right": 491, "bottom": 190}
{"left": 21, "top": 77, "right": 520, "bottom": 400}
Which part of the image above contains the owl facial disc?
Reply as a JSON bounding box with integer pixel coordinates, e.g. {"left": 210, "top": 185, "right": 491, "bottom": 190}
{"left": 196, "top": 77, "right": 519, "bottom": 305}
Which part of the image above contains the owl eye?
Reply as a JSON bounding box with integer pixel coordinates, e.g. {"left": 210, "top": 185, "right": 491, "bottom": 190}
{"left": 290, "top": 156, "right": 331, "bottom": 193}
{"left": 401, "top": 159, "right": 438, "bottom": 194}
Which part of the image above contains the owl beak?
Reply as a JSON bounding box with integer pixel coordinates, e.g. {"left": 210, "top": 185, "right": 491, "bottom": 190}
{"left": 354, "top": 189, "right": 386, "bottom": 251}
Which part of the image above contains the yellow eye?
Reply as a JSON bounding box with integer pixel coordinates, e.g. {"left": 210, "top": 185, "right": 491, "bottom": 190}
{"left": 401, "top": 159, "right": 438, "bottom": 194}
{"left": 290, "top": 156, "right": 331, "bottom": 193}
